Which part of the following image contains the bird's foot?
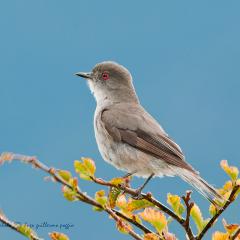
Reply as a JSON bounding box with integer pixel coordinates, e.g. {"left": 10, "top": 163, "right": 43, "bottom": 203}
{"left": 119, "top": 174, "right": 132, "bottom": 188}
{"left": 131, "top": 188, "right": 144, "bottom": 200}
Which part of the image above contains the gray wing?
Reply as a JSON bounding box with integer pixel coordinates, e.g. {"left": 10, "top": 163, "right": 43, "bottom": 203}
{"left": 100, "top": 104, "right": 195, "bottom": 173}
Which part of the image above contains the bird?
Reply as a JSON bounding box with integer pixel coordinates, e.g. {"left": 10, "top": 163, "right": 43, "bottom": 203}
{"left": 75, "top": 61, "right": 223, "bottom": 204}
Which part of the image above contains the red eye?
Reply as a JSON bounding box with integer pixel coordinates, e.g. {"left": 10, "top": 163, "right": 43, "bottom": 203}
{"left": 102, "top": 72, "right": 109, "bottom": 80}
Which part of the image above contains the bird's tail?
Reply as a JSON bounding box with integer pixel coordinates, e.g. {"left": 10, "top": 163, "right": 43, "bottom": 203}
{"left": 178, "top": 169, "right": 225, "bottom": 206}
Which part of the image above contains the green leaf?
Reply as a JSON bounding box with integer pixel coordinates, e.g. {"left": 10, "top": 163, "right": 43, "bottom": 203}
{"left": 49, "top": 232, "right": 69, "bottom": 240}
{"left": 190, "top": 204, "right": 209, "bottom": 233}
{"left": 220, "top": 160, "right": 239, "bottom": 182}
{"left": 17, "top": 225, "right": 34, "bottom": 239}
{"left": 93, "top": 190, "right": 107, "bottom": 211}
{"left": 74, "top": 158, "right": 96, "bottom": 181}
{"left": 62, "top": 186, "right": 77, "bottom": 201}
{"left": 58, "top": 170, "right": 72, "bottom": 182}
{"left": 127, "top": 199, "right": 154, "bottom": 212}
{"left": 108, "top": 187, "right": 121, "bottom": 208}
{"left": 167, "top": 193, "right": 185, "bottom": 217}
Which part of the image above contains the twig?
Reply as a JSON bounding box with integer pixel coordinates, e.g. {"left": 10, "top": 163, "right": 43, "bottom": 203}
{"left": 196, "top": 185, "right": 240, "bottom": 240}
{"left": 232, "top": 227, "right": 240, "bottom": 240}
{"left": 182, "top": 191, "right": 195, "bottom": 240}
{"left": 0, "top": 212, "right": 42, "bottom": 240}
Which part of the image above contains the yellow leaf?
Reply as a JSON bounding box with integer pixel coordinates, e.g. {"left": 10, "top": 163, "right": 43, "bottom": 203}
{"left": 69, "top": 177, "right": 78, "bottom": 190}
{"left": 218, "top": 181, "right": 233, "bottom": 198}
{"left": 93, "top": 190, "right": 107, "bottom": 211}
{"left": 58, "top": 170, "right": 72, "bottom": 182}
{"left": 167, "top": 193, "right": 185, "bottom": 217}
{"left": 17, "top": 224, "right": 34, "bottom": 238}
{"left": 222, "top": 219, "right": 240, "bottom": 235}
{"left": 190, "top": 204, "right": 209, "bottom": 233}
{"left": 49, "top": 232, "right": 69, "bottom": 240}
{"left": 82, "top": 157, "right": 96, "bottom": 175}
{"left": 116, "top": 219, "right": 132, "bottom": 234}
{"left": 108, "top": 187, "right": 121, "bottom": 208}
{"left": 222, "top": 181, "right": 233, "bottom": 191}
{"left": 62, "top": 186, "right": 77, "bottom": 201}
{"left": 116, "top": 194, "right": 128, "bottom": 210}
{"left": 220, "top": 160, "right": 239, "bottom": 181}
{"left": 0, "top": 152, "right": 14, "bottom": 163}
{"left": 144, "top": 233, "right": 159, "bottom": 240}
{"left": 139, "top": 208, "right": 167, "bottom": 234}
{"left": 209, "top": 204, "right": 217, "bottom": 217}
{"left": 110, "top": 177, "right": 125, "bottom": 185}
{"left": 74, "top": 158, "right": 96, "bottom": 181}
{"left": 212, "top": 231, "right": 229, "bottom": 240}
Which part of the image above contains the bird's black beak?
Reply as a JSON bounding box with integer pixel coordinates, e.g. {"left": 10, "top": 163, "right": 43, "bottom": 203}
{"left": 75, "top": 72, "right": 93, "bottom": 79}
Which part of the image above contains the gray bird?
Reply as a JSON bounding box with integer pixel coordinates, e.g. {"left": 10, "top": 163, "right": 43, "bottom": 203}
{"left": 75, "top": 61, "right": 223, "bottom": 204}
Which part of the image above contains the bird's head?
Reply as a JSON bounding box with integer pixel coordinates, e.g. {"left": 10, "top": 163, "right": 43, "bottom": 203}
{"left": 75, "top": 61, "right": 139, "bottom": 104}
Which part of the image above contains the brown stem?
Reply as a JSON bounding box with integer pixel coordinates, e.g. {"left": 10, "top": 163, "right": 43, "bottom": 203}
{"left": 182, "top": 191, "right": 195, "bottom": 240}
{"left": 196, "top": 185, "right": 240, "bottom": 240}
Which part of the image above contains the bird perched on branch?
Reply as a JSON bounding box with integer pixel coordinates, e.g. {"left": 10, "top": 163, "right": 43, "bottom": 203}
{"left": 75, "top": 61, "right": 223, "bottom": 204}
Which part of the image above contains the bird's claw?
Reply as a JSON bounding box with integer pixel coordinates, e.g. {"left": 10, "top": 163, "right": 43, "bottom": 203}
{"left": 132, "top": 189, "right": 144, "bottom": 200}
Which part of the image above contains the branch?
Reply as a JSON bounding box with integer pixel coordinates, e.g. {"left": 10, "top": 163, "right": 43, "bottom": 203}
{"left": 91, "top": 176, "right": 197, "bottom": 240}
{"left": 1, "top": 153, "right": 239, "bottom": 240}
{"left": 182, "top": 191, "right": 195, "bottom": 240}
{"left": 0, "top": 212, "right": 42, "bottom": 240}
{"left": 196, "top": 184, "right": 240, "bottom": 240}
{"left": 232, "top": 227, "right": 240, "bottom": 240}
{"left": 0, "top": 153, "right": 143, "bottom": 240}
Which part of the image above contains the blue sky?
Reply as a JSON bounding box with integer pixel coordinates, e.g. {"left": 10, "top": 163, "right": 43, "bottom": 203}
{"left": 0, "top": 0, "right": 240, "bottom": 239}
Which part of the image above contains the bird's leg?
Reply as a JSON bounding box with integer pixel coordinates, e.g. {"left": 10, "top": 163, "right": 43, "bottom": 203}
{"left": 132, "top": 173, "right": 154, "bottom": 200}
